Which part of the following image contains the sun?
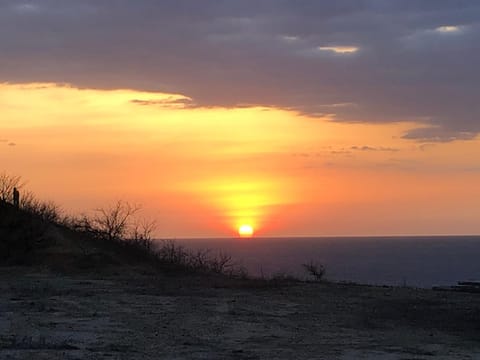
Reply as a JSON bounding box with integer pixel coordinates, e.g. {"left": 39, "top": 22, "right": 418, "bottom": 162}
{"left": 238, "top": 224, "right": 254, "bottom": 237}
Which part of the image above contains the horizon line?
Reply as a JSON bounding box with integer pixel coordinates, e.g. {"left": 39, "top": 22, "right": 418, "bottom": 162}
{"left": 155, "top": 234, "right": 480, "bottom": 240}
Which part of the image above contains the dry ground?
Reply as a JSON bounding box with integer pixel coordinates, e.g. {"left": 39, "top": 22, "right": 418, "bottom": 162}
{"left": 0, "top": 268, "right": 479, "bottom": 360}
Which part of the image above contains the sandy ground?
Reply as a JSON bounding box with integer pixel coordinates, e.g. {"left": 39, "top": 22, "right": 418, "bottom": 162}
{"left": 0, "top": 268, "right": 479, "bottom": 359}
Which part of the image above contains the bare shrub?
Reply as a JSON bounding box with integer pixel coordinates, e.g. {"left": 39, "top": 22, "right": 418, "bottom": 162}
{"left": 0, "top": 173, "right": 60, "bottom": 221}
{"left": 154, "top": 240, "right": 241, "bottom": 276}
{"left": 302, "top": 260, "right": 326, "bottom": 281}
{"left": 128, "top": 218, "right": 157, "bottom": 250}
{"left": 29, "top": 202, "right": 60, "bottom": 223}
{"left": 156, "top": 240, "right": 189, "bottom": 266}
{"left": 208, "top": 252, "right": 234, "bottom": 274}
{"left": 188, "top": 248, "right": 212, "bottom": 270}
{"left": 66, "top": 213, "right": 95, "bottom": 234}
{"left": 19, "top": 190, "right": 36, "bottom": 209}
{"left": 18, "top": 190, "right": 62, "bottom": 223}
{"left": 92, "top": 200, "right": 140, "bottom": 242}
{"left": 0, "top": 172, "right": 25, "bottom": 203}
{"left": 186, "top": 249, "right": 234, "bottom": 273}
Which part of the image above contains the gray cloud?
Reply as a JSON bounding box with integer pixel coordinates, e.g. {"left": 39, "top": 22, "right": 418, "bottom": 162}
{"left": 351, "top": 146, "right": 399, "bottom": 152}
{"left": 0, "top": 0, "right": 479, "bottom": 141}
{"left": 130, "top": 98, "right": 194, "bottom": 108}
{"left": 402, "top": 126, "right": 477, "bottom": 142}
{"left": 329, "top": 150, "right": 352, "bottom": 155}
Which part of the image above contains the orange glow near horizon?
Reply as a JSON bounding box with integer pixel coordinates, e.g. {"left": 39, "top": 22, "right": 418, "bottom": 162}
{"left": 1, "top": 82, "right": 480, "bottom": 237}
{"left": 192, "top": 178, "right": 288, "bottom": 235}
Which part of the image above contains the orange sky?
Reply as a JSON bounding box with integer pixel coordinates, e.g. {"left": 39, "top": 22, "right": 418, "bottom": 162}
{"left": 1, "top": 82, "right": 480, "bottom": 237}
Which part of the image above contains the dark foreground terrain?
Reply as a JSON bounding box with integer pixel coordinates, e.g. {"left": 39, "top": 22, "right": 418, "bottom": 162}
{"left": 1, "top": 268, "right": 479, "bottom": 360}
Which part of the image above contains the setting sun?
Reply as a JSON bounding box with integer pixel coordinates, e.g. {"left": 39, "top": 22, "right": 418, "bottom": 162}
{"left": 238, "top": 224, "right": 254, "bottom": 237}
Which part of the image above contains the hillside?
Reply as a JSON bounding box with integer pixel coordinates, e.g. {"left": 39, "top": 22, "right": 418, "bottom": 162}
{"left": 0, "top": 200, "right": 157, "bottom": 272}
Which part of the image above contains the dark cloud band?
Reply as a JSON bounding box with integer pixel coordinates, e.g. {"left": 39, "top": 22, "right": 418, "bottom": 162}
{"left": 1, "top": 0, "right": 479, "bottom": 141}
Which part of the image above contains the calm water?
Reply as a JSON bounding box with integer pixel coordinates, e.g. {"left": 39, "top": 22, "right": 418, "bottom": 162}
{"left": 173, "top": 236, "right": 480, "bottom": 288}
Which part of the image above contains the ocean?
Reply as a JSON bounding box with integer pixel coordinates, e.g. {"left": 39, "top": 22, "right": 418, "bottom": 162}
{"left": 175, "top": 236, "right": 480, "bottom": 288}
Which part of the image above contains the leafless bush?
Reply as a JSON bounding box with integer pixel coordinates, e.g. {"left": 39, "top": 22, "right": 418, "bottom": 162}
{"left": 28, "top": 202, "right": 60, "bottom": 223}
{"left": 186, "top": 249, "right": 234, "bottom": 273}
{"left": 65, "top": 213, "right": 94, "bottom": 233}
{"left": 19, "top": 190, "right": 36, "bottom": 209}
{"left": 0, "top": 172, "right": 25, "bottom": 203}
{"left": 92, "top": 200, "right": 140, "bottom": 242}
{"left": 188, "top": 248, "right": 212, "bottom": 270}
{"left": 302, "top": 260, "right": 326, "bottom": 281}
{"left": 36, "top": 201, "right": 60, "bottom": 222}
{"left": 127, "top": 218, "right": 157, "bottom": 250}
{"left": 154, "top": 240, "right": 241, "bottom": 276}
{"left": 208, "top": 252, "right": 234, "bottom": 274}
{"left": 156, "top": 240, "right": 189, "bottom": 266}
{"left": 0, "top": 174, "right": 61, "bottom": 222}
{"left": 18, "top": 190, "right": 61, "bottom": 223}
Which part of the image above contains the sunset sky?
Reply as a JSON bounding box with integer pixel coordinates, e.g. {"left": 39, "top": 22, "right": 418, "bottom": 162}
{"left": 1, "top": 1, "right": 480, "bottom": 237}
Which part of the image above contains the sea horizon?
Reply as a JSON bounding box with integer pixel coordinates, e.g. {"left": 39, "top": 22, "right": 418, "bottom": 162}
{"left": 171, "top": 235, "right": 480, "bottom": 288}
{"left": 162, "top": 234, "right": 480, "bottom": 240}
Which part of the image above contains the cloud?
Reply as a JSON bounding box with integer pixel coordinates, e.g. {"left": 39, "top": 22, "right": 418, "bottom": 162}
{"left": 351, "top": 146, "right": 399, "bottom": 152}
{"left": 0, "top": 1, "right": 479, "bottom": 141}
{"left": 402, "top": 126, "right": 477, "bottom": 142}
{"left": 329, "top": 150, "right": 352, "bottom": 155}
{"left": 435, "top": 25, "right": 462, "bottom": 33}
{"left": 130, "top": 97, "right": 194, "bottom": 108}
{"left": 317, "top": 46, "right": 359, "bottom": 54}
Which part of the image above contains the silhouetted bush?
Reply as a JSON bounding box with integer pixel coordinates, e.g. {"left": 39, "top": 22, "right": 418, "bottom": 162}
{"left": 0, "top": 172, "right": 25, "bottom": 203}
{"left": 155, "top": 240, "right": 242, "bottom": 275}
{"left": 21, "top": 191, "right": 61, "bottom": 223}
{"left": 302, "top": 260, "right": 326, "bottom": 281}
{"left": 0, "top": 172, "right": 62, "bottom": 223}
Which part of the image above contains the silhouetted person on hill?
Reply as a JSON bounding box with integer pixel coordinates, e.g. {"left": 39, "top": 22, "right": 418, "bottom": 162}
{"left": 13, "top": 187, "right": 19, "bottom": 208}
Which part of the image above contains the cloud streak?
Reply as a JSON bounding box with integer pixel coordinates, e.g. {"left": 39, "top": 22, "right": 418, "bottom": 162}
{"left": 351, "top": 146, "right": 399, "bottom": 152}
